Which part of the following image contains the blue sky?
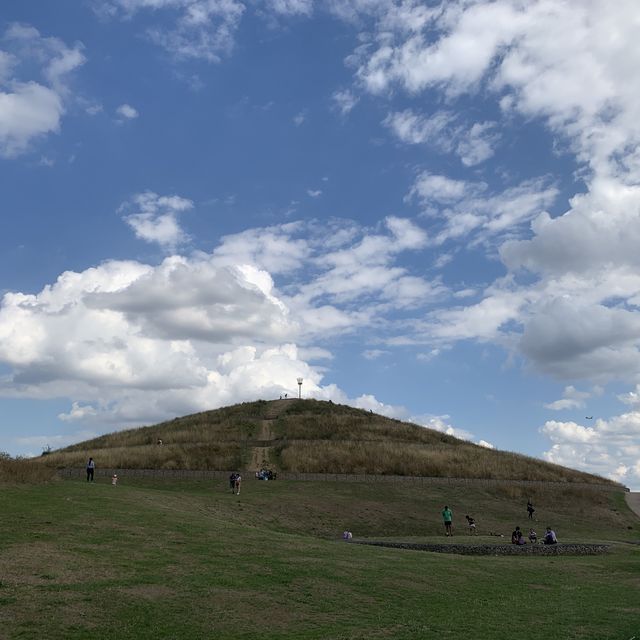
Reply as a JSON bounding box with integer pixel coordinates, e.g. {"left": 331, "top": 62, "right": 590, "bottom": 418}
{"left": 2, "top": 0, "right": 640, "bottom": 488}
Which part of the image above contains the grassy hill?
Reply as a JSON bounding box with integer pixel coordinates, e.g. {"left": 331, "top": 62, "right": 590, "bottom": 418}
{"left": 0, "top": 476, "right": 638, "bottom": 640}
{"left": 39, "top": 399, "right": 618, "bottom": 486}
{"left": 3, "top": 399, "right": 639, "bottom": 639}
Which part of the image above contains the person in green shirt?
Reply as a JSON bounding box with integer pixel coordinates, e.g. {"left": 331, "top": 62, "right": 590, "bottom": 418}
{"left": 442, "top": 506, "right": 453, "bottom": 536}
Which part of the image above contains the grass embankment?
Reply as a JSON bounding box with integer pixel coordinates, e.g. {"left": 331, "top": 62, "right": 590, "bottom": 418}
{"left": 39, "top": 400, "right": 619, "bottom": 486}
{"left": 0, "top": 477, "right": 638, "bottom": 639}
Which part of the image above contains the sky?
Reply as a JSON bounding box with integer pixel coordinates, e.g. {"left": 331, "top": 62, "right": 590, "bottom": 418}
{"left": 1, "top": 1, "right": 640, "bottom": 488}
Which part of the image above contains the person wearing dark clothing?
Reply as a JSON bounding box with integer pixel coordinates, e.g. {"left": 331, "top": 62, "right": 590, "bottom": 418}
{"left": 527, "top": 500, "right": 535, "bottom": 519}
{"left": 86, "top": 457, "right": 95, "bottom": 482}
{"left": 511, "top": 526, "right": 526, "bottom": 544}
{"left": 229, "top": 472, "right": 237, "bottom": 493}
{"left": 465, "top": 515, "right": 477, "bottom": 535}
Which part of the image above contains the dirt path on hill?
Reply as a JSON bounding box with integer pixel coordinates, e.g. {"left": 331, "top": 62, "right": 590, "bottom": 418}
{"left": 249, "top": 446, "right": 271, "bottom": 471}
{"left": 247, "top": 404, "right": 284, "bottom": 471}
{"left": 624, "top": 493, "right": 640, "bottom": 519}
{"left": 256, "top": 420, "right": 273, "bottom": 441}
{"left": 250, "top": 417, "right": 275, "bottom": 472}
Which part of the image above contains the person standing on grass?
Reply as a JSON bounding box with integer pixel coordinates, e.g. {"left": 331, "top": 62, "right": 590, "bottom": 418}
{"left": 527, "top": 500, "right": 535, "bottom": 520}
{"left": 442, "top": 505, "right": 453, "bottom": 536}
{"left": 229, "top": 472, "right": 237, "bottom": 493}
{"left": 234, "top": 473, "right": 242, "bottom": 495}
{"left": 86, "top": 457, "right": 95, "bottom": 482}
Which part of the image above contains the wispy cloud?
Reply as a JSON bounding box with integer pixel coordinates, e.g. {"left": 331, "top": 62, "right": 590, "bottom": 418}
{"left": 120, "top": 191, "right": 193, "bottom": 250}
{"left": 116, "top": 103, "right": 139, "bottom": 120}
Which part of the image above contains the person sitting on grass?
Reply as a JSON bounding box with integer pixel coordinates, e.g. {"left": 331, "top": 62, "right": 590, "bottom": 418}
{"left": 528, "top": 528, "right": 537, "bottom": 543}
{"left": 543, "top": 527, "right": 558, "bottom": 544}
{"left": 511, "top": 526, "right": 526, "bottom": 544}
{"left": 465, "top": 515, "right": 477, "bottom": 535}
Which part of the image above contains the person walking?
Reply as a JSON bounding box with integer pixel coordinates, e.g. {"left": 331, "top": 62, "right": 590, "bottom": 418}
{"left": 527, "top": 500, "right": 535, "bottom": 520}
{"left": 229, "top": 472, "right": 237, "bottom": 493}
{"left": 442, "top": 505, "right": 453, "bottom": 536}
{"left": 465, "top": 514, "right": 477, "bottom": 535}
{"left": 234, "top": 473, "right": 242, "bottom": 496}
{"left": 86, "top": 457, "right": 95, "bottom": 482}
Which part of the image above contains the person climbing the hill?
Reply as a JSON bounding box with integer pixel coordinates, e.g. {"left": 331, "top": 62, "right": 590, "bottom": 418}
{"left": 442, "top": 505, "right": 453, "bottom": 536}
{"left": 86, "top": 457, "right": 95, "bottom": 482}
{"left": 234, "top": 473, "right": 242, "bottom": 495}
{"left": 465, "top": 514, "right": 477, "bottom": 535}
{"left": 527, "top": 500, "right": 535, "bottom": 520}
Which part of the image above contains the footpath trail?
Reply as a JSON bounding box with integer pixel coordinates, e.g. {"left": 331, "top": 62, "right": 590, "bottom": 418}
{"left": 624, "top": 492, "right": 640, "bottom": 519}
{"left": 247, "top": 399, "right": 292, "bottom": 472}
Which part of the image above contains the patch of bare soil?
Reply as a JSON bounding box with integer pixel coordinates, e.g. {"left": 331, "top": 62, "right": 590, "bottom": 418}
{"left": 249, "top": 446, "right": 271, "bottom": 471}
{"left": 247, "top": 419, "right": 277, "bottom": 471}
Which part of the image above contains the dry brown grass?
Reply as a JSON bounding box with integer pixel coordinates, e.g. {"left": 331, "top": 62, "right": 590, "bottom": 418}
{"left": 276, "top": 439, "right": 610, "bottom": 482}
{"left": 36, "top": 399, "right": 619, "bottom": 486}
{"left": 0, "top": 454, "right": 58, "bottom": 483}
{"left": 41, "top": 442, "right": 243, "bottom": 470}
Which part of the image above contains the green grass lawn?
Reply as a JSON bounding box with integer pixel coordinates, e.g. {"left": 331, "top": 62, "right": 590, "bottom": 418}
{"left": 1, "top": 478, "right": 639, "bottom": 639}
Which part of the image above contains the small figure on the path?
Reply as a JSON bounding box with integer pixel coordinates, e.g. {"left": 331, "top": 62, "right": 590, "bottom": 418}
{"left": 442, "top": 505, "right": 453, "bottom": 536}
{"left": 528, "top": 528, "right": 537, "bottom": 543}
{"left": 86, "top": 457, "right": 95, "bottom": 482}
{"left": 342, "top": 530, "right": 353, "bottom": 541}
{"left": 527, "top": 500, "right": 535, "bottom": 520}
{"left": 465, "top": 514, "right": 477, "bottom": 535}
{"left": 229, "top": 472, "right": 237, "bottom": 493}
{"left": 234, "top": 473, "right": 242, "bottom": 495}
{"left": 543, "top": 527, "right": 558, "bottom": 545}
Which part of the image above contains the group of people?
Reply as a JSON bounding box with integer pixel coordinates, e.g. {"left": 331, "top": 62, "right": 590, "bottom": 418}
{"left": 511, "top": 525, "right": 557, "bottom": 545}
{"left": 84, "top": 458, "right": 562, "bottom": 547}
{"left": 255, "top": 469, "right": 275, "bottom": 481}
{"left": 86, "top": 457, "right": 248, "bottom": 498}
{"left": 442, "top": 501, "right": 559, "bottom": 544}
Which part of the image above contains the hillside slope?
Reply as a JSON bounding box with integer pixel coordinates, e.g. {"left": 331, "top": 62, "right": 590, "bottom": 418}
{"left": 40, "top": 399, "right": 618, "bottom": 485}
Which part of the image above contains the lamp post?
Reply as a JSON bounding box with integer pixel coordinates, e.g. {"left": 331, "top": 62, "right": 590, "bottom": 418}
{"left": 297, "top": 377, "right": 303, "bottom": 399}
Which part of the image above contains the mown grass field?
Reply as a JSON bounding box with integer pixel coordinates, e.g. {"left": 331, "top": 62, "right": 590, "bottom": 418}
{"left": 1, "top": 476, "right": 639, "bottom": 640}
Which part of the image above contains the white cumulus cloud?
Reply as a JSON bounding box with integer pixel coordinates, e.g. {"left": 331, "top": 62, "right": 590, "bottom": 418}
{"left": 0, "top": 24, "right": 85, "bottom": 156}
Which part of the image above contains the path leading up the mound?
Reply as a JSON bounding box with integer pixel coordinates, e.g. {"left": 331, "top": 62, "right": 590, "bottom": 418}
{"left": 247, "top": 399, "right": 293, "bottom": 471}
{"left": 624, "top": 492, "right": 640, "bottom": 519}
